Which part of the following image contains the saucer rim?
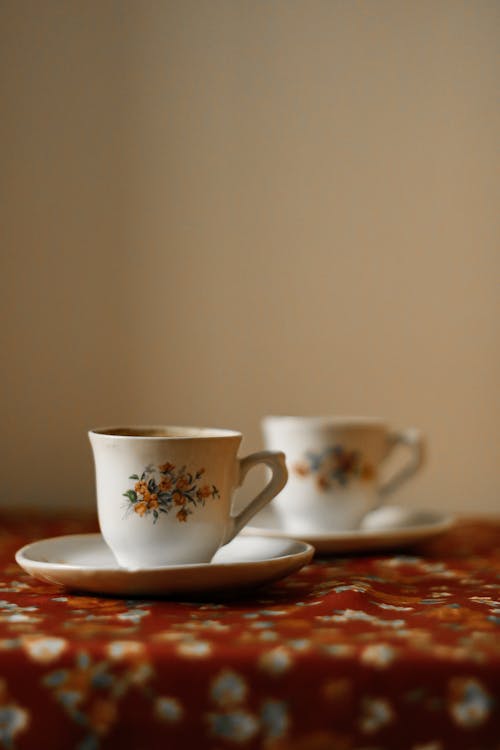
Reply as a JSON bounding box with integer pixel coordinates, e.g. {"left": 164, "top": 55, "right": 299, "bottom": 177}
{"left": 245, "top": 511, "right": 456, "bottom": 542}
{"left": 15, "top": 532, "right": 315, "bottom": 574}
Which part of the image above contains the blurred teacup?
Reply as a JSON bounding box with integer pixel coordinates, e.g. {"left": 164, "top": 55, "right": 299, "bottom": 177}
{"left": 262, "top": 416, "right": 424, "bottom": 533}
{"left": 89, "top": 426, "right": 287, "bottom": 568}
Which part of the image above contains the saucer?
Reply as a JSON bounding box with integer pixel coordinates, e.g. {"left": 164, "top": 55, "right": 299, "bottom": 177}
{"left": 245, "top": 506, "right": 455, "bottom": 554}
{"left": 15, "top": 533, "right": 314, "bottom": 597}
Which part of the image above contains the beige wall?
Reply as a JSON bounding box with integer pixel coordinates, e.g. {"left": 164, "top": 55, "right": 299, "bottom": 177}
{"left": 1, "top": 1, "right": 498, "bottom": 515}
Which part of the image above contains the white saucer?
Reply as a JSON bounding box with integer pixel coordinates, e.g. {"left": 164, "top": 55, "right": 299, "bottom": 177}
{"left": 15, "top": 533, "right": 314, "bottom": 597}
{"left": 245, "top": 506, "right": 455, "bottom": 554}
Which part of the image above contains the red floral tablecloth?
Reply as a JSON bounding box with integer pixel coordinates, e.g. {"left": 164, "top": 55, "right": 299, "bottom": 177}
{"left": 0, "top": 515, "right": 499, "bottom": 750}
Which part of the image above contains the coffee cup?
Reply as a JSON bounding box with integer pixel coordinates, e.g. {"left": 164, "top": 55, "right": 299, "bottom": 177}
{"left": 89, "top": 426, "right": 288, "bottom": 568}
{"left": 262, "top": 416, "right": 424, "bottom": 533}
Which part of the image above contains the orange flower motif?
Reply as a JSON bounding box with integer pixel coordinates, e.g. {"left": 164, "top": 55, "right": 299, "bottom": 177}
{"left": 159, "top": 477, "right": 173, "bottom": 492}
{"left": 176, "top": 475, "right": 190, "bottom": 491}
{"left": 63, "top": 597, "right": 124, "bottom": 612}
{"left": 317, "top": 475, "right": 330, "bottom": 491}
{"left": 172, "top": 491, "right": 185, "bottom": 506}
{"left": 293, "top": 445, "right": 375, "bottom": 490}
{"left": 293, "top": 462, "right": 310, "bottom": 477}
{"left": 125, "top": 462, "right": 219, "bottom": 525}
{"left": 361, "top": 463, "right": 375, "bottom": 481}
{"left": 336, "top": 450, "right": 358, "bottom": 473}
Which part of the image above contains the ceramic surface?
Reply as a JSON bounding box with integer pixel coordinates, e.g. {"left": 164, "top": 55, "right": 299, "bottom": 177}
{"left": 246, "top": 505, "right": 454, "bottom": 554}
{"left": 262, "top": 416, "right": 425, "bottom": 533}
{"left": 15, "top": 533, "right": 313, "bottom": 597}
{"left": 89, "top": 426, "right": 287, "bottom": 568}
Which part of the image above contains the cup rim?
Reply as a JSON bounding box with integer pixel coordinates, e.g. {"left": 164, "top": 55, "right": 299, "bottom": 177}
{"left": 88, "top": 425, "right": 242, "bottom": 440}
{"left": 262, "top": 415, "right": 387, "bottom": 428}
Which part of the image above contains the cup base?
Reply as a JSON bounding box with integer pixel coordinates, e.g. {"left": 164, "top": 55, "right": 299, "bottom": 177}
{"left": 273, "top": 504, "right": 374, "bottom": 535}
{"left": 111, "top": 550, "right": 216, "bottom": 569}
{"left": 107, "top": 539, "right": 220, "bottom": 569}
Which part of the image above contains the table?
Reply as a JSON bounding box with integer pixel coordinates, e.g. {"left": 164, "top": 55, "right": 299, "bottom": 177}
{"left": 0, "top": 514, "right": 499, "bottom": 750}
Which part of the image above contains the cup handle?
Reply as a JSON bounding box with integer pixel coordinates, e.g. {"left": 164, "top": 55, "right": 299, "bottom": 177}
{"left": 379, "top": 428, "right": 425, "bottom": 498}
{"left": 223, "top": 451, "right": 288, "bottom": 544}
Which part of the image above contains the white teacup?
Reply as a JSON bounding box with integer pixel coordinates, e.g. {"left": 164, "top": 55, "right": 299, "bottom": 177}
{"left": 89, "top": 426, "right": 287, "bottom": 568}
{"left": 262, "top": 416, "right": 424, "bottom": 533}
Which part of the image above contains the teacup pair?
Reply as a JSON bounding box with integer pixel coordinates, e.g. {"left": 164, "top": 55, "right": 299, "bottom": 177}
{"left": 89, "top": 418, "right": 424, "bottom": 568}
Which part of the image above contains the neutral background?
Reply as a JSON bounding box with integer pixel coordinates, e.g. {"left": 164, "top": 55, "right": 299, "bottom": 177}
{"left": 1, "top": 1, "right": 498, "bottom": 515}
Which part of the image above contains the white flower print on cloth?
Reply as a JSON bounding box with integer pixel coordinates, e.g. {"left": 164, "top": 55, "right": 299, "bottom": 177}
{"left": 177, "top": 640, "right": 212, "bottom": 658}
{"left": 0, "top": 679, "right": 30, "bottom": 749}
{"left": 359, "top": 696, "right": 395, "bottom": 734}
{"left": 42, "top": 649, "right": 154, "bottom": 748}
{"left": 20, "top": 635, "right": 67, "bottom": 664}
{"left": 206, "top": 665, "right": 257, "bottom": 743}
{"left": 210, "top": 670, "right": 248, "bottom": 708}
{"left": 375, "top": 602, "right": 414, "bottom": 611}
{"left": 0, "top": 581, "right": 31, "bottom": 594}
{"left": 207, "top": 710, "right": 259, "bottom": 743}
{"left": 260, "top": 699, "right": 289, "bottom": 740}
{"left": 448, "top": 677, "right": 493, "bottom": 728}
{"left": 0, "top": 705, "right": 30, "bottom": 749}
{"left": 155, "top": 697, "right": 184, "bottom": 723}
{"left": 318, "top": 609, "right": 406, "bottom": 629}
{"left": 361, "top": 643, "right": 397, "bottom": 669}
{"left": 106, "top": 641, "right": 145, "bottom": 661}
{"left": 0, "top": 600, "right": 40, "bottom": 626}
{"left": 258, "top": 647, "right": 294, "bottom": 676}
{"left": 127, "top": 662, "right": 153, "bottom": 686}
{"left": 116, "top": 608, "right": 150, "bottom": 625}
{"left": 207, "top": 673, "right": 291, "bottom": 744}
{"left": 3, "top": 515, "right": 500, "bottom": 749}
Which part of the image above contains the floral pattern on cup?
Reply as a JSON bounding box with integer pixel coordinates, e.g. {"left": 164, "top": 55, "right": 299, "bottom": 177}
{"left": 293, "top": 446, "right": 375, "bottom": 492}
{"left": 123, "top": 462, "right": 220, "bottom": 524}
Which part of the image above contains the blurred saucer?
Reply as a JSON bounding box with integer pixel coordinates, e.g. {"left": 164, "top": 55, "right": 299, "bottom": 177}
{"left": 15, "top": 533, "right": 314, "bottom": 597}
{"left": 245, "top": 506, "right": 455, "bottom": 554}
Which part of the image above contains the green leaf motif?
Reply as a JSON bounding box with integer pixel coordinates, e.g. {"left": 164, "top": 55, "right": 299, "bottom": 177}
{"left": 124, "top": 463, "right": 220, "bottom": 524}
